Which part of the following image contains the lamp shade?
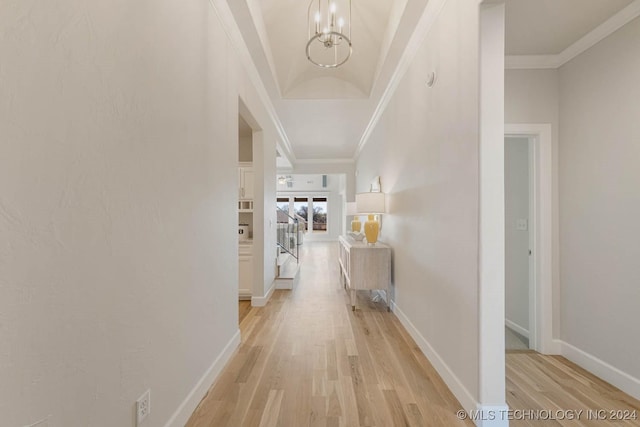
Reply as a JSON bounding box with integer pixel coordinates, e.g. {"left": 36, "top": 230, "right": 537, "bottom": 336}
{"left": 356, "top": 192, "right": 385, "bottom": 214}
{"left": 346, "top": 202, "right": 358, "bottom": 216}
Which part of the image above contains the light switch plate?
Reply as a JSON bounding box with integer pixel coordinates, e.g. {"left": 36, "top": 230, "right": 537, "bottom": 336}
{"left": 516, "top": 219, "right": 528, "bottom": 231}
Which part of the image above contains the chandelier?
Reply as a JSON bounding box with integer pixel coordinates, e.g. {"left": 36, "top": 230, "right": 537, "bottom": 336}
{"left": 306, "top": 0, "right": 352, "bottom": 68}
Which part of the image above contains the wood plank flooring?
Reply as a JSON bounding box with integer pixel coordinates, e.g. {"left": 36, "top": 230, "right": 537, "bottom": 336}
{"left": 239, "top": 300, "right": 252, "bottom": 324}
{"left": 187, "top": 242, "right": 473, "bottom": 427}
{"left": 189, "top": 241, "right": 640, "bottom": 427}
{"left": 506, "top": 351, "right": 640, "bottom": 426}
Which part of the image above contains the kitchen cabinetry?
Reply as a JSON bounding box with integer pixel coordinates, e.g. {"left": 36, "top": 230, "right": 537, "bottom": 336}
{"left": 238, "top": 163, "right": 254, "bottom": 201}
{"left": 338, "top": 235, "right": 391, "bottom": 311}
{"left": 239, "top": 242, "right": 253, "bottom": 300}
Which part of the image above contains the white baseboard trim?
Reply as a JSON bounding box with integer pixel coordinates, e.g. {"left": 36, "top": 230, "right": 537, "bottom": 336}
{"left": 559, "top": 340, "right": 640, "bottom": 400}
{"left": 275, "top": 279, "right": 293, "bottom": 290}
{"left": 474, "top": 404, "right": 510, "bottom": 427}
{"left": 505, "top": 319, "right": 529, "bottom": 339}
{"left": 391, "top": 301, "right": 478, "bottom": 414}
{"left": 251, "top": 281, "right": 276, "bottom": 306}
{"left": 164, "top": 329, "right": 241, "bottom": 427}
{"left": 547, "top": 339, "right": 563, "bottom": 355}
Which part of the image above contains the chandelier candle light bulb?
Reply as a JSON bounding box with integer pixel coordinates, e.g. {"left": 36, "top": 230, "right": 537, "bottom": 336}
{"left": 307, "top": 0, "right": 352, "bottom": 68}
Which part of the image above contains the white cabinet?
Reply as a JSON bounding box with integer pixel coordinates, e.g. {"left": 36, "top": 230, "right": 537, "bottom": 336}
{"left": 239, "top": 243, "right": 253, "bottom": 300}
{"left": 338, "top": 235, "right": 391, "bottom": 311}
{"left": 238, "top": 163, "right": 254, "bottom": 201}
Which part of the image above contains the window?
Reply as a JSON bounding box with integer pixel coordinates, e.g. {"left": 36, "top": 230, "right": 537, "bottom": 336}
{"left": 294, "top": 197, "right": 309, "bottom": 231}
{"left": 312, "top": 197, "right": 327, "bottom": 232}
{"left": 277, "top": 197, "right": 290, "bottom": 213}
{"left": 276, "top": 195, "right": 328, "bottom": 234}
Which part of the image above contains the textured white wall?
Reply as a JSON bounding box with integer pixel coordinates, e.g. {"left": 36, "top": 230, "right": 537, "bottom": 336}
{"left": 505, "top": 137, "right": 530, "bottom": 332}
{"left": 356, "top": 0, "right": 481, "bottom": 406}
{"left": 0, "top": 0, "right": 275, "bottom": 425}
{"left": 559, "top": 16, "right": 640, "bottom": 381}
{"left": 505, "top": 68, "right": 561, "bottom": 338}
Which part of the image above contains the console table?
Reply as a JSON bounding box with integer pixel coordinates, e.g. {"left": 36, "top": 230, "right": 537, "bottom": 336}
{"left": 338, "top": 235, "right": 391, "bottom": 311}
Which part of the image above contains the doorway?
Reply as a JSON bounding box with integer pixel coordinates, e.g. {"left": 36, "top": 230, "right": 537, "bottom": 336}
{"left": 505, "top": 136, "right": 533, "bottom": 350}
{"left": 504, "top": 124, "right": 554, "bottom": 355}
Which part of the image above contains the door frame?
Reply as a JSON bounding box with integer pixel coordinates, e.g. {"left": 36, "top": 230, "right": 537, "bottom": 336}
{"left": 505, "top": 124, "right": 554, "bottom": 354}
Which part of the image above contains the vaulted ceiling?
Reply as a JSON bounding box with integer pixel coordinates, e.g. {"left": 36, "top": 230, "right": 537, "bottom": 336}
{"left": 227, "top": 0, "right": 640, "bottom": 163}
{"left": 254, "top": 0, "right": 406, "bottom": 99}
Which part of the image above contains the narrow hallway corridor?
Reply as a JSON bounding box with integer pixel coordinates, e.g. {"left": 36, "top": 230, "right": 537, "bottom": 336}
{"left": 186, "top": 242, "right": 472, "bottom": 427}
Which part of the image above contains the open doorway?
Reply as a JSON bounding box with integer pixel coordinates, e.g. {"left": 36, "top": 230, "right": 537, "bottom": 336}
{"left": 505, "top": 136, "right": 533, "bottom": 350}
{"left": 238, "top": 114, "right": 254, "bottom": 313}
{"left": 504, "top": 124, "right": 554, "bottom": 355}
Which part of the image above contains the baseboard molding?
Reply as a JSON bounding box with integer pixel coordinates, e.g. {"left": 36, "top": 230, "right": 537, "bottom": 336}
{"left": 547, "top": 339, "right": 563, "bottom": 355}
{"left": 391, "top": 301, "right": 478, "bottom": 414}
{"left": 274, "top": 271, "right": 299, "bottom": 290}
{"left": 251, "top": 281, "right": 276, "bottom": 307}
{"left": 164, "top": 329, "right": 241, "bottom": 427}
{"left": 559, "top": 340, "right": 640, "bottom": 400}
{"left": 475, "top": 404, "right": 510, "bottom": 427}
{"left": 505, "top": 319, "right": 529, "bottom": 339}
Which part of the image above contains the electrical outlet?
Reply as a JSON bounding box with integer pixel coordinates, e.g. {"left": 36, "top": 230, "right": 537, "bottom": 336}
{"left": 136, "top": 389, "right": 151, "bottom": 425}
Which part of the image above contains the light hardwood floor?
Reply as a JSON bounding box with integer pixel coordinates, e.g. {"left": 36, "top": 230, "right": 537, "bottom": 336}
{"left": 239, "top": 300, "right": 252, "bottom": 324}
{"left": 506, "top": 351, "right": 640, "bottom": 427}
{"left": 189, "top": 242, "right": 640, "bottom": 427}
{"left": 187, "top": 242, "right": 473, "bottom": 427}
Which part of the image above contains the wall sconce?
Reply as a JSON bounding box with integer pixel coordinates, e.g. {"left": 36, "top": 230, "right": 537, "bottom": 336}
{"left": 356, "top": 191, "right": 385, "bottom": 245}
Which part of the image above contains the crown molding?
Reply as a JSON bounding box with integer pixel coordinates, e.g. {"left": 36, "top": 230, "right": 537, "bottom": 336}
{"left": 208, "top": 0, "right": 296, "bottom": 163}
{"left": 506, "top": 0, "right": 640, "bottom": 70}
{"left": 354, "top": 0, "right": 449, "bottom": 159}
{"left": 295, "top": 158, "right": 355, "bottom": 165}
{"left": 505, "top": 55, "right": 560, "bottom": 69}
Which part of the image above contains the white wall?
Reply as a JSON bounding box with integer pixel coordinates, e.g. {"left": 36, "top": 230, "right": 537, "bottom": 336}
{"left": 505, "top": 68, "right": 561, "bottom": 338}
{"left": 505, "top": 137, "right": 530, "bottom": 334}
{"left": 281, "top": 160, "right": 356, "bottom": 201}
{"left": 0, "top": 0, "right": 277, "bottom": 425}
{"left": 558, "top": 16, "right": 640, "bottom": 383}
{"left": 356, "top": 0, "right": 482, "bottom": 410}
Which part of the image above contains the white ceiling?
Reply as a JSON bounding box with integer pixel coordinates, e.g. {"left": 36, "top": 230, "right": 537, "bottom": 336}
{"left": 229, "top": 0, "right": 637, "bottom": 161}
{"left": 505, "top": 0, "right": 633, "bottom": 55}
{"left": 253, "top": 0, "right": 407, "bottom": 99}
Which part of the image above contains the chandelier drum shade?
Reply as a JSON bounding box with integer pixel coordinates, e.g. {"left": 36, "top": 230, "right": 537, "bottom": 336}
{"left": 307, "top": 0, "right": 352, "bottom": 68}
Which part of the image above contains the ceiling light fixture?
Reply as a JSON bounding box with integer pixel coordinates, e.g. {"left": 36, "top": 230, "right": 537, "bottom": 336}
{"left": 306, "top": 0, "right": 352, "bottom": 68}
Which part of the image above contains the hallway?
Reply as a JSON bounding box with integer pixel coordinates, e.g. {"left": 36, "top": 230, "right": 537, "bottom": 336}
{"left": 186, "top": 242, "right": 473, "bottom": 427}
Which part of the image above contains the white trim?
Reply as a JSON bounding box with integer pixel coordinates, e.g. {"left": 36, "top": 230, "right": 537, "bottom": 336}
{"left": 475, "top": 405, "right": 510, "bottom": 427}
{"left": 559, "top": 340, "right": 640, "bottom": 401}
{"left": 295, "top": 158, "right": 355, "bottom": 165}
{"left": 479, "top": 2, "right": 506, "bottom": 406}
{"left": 164, "top": 330, "right": 241, "bottom": 427}
{"left": 505, "top": 124, "right": 555, "bottom": 355}
{"left": 557, "top": 0, "right": 640, "bottom": 66}
{"left": 391, "top": 301, "right": 478, "bottom": 414}
{"left": 251, "top": 281, "right": 276, "bottom": 306}
{"left": 274, "top": 278, "right": 294, "bottom": 290}
{"left": 505, "top": 319, "right": 529, "bottom": 339}
{"left": 505, "top": 0, "right": 640, "bottom": 69}
{"left": 353, "top": 0, "right": 449, "bottom": 159}
{"left": 505, "top": 55, "right": 560, "bottom": 70}
{"left": 207, "top": 0, "right": 295, "bottom": 163}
